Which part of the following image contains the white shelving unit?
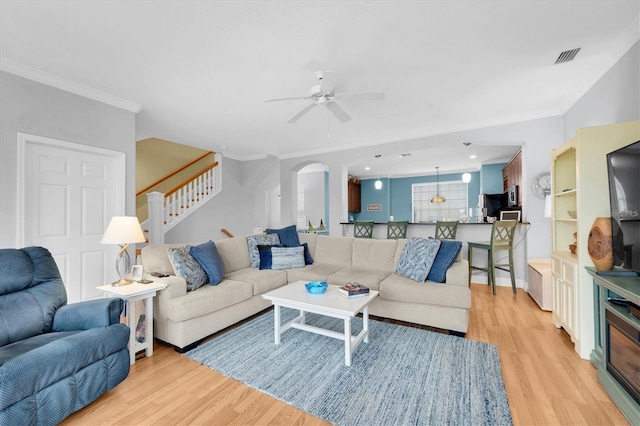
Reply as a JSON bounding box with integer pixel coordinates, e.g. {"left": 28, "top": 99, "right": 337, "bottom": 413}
{"left": 550, "top": 120, "right": 640, "bottom": 359}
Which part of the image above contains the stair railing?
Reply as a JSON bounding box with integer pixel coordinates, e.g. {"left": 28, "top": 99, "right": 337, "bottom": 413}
{"left": 143, "top": 156, "right": 221, "bottom": 244}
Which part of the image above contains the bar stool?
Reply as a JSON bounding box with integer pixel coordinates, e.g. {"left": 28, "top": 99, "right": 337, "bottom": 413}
{"left": 435, "top": 221, "right": 459, "bottom": 240}
{"left": 387, "top": 221, "right": 409, "bottom": 239}
{"left": 354, "top": 221, "right": 374, "bottom": 238}
{"left": 468, "top": 220, "right": 518, "bottom": 295}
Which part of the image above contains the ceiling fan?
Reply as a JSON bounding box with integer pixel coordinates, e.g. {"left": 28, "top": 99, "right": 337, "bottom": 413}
{"left": 265, "top": 71, "right": 385, "bottom": 124}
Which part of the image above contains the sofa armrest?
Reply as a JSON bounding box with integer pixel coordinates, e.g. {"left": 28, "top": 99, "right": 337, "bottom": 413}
{"left": 442, "top": 259, "right": 469, "bottom": 287}
{"left": 151, "top": 275, "right": 188, "bottom": 320}
{"left": 52, "top": 298, "right": 124, "bottom": 331}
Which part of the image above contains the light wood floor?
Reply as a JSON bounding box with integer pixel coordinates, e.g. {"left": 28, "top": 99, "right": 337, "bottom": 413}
{"left": 62, "top": 284, "right": 629, "bottom": 426}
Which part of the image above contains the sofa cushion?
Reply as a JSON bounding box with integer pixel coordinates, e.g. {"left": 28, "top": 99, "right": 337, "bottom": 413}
{"left": 189, "top": 240, "right": 225, "bottom": 286}
{"left": 298, "top": 233, "right": 317, "bottom": 258}
{"left": 314, "top": 236, "right": 353, "bottom": 266}
{"left": 271, "top": 246, "right": 305, "bottom": 270}
{"left": 395, "top": 237, "right": 441, "bottom": 282}
{"left": 426, "top": 239, "right": 463, "bottom": 283}
{"left": 380, "top": 274, "right": 472, "bottom": 309}
{"left": 215, "top": 236, "right": 252, "bottom": 273}
{"left": 351, "top": 238, "right": 397, "bottom": 271}
{"left": 224, "top": 268, "right": 287, "bottom": 295}
{"left": 247, "top": 234, "right": 280, "bottom": 268}
{"left": 165, "top": 279, "right": 253, "bottom": 322}
{"left": 285, "top": 263, "right": 347, "bottom": 283}
{"left": 141, "top": 244, "right": 184, "bottom": 276}
{"left": 327, "top": 266, "right": 392, "bottom": 291}
{"left": 167, "top": 246, "right": 208, "bottom": 292}
{"left": 266, "top": 224, "right": 300, "bottom": 247}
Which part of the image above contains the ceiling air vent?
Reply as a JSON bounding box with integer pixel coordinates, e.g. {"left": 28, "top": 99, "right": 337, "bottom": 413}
{"left": 555, "top": 48, "right": 581, "bottom": 64}
{"left": 398, "top": 153, "right": 412, "bottom": 158}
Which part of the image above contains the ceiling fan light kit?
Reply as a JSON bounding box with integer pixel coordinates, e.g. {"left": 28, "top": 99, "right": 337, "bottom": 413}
{"left": 265, "top": 70, "right": 385, "bottom": 126}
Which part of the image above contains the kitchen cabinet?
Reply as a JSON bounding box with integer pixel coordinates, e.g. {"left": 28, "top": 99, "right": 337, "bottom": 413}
{"left": 502, "top": 150, "right": 522, "bottom": 206}
{"left": 348, "top": 178, "right": 361, "bottom": 212}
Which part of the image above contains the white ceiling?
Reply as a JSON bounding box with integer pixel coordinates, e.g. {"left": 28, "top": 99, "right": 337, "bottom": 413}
{"left": 1, "top": 1, "right": 639, "bottom": 179}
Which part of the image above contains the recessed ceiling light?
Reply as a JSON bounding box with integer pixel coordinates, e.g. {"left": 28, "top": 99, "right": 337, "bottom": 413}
{"left": 365, "top": 166, "right": 371, "bottom": 170}
{"left": 470, "top": 155, "right": 477, "bottom": 159}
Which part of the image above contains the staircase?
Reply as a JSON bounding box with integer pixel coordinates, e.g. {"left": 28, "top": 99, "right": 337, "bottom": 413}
{"left": 140, "top": 153, "right": 221, "bottom": 244}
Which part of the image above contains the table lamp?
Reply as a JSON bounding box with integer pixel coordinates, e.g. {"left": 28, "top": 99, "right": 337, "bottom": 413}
{"left": 101, "top": 216, "right": 146, "bottom": 286}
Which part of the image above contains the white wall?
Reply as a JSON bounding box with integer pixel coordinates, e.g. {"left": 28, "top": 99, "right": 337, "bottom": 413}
{"left": 0, "top": 71, "right": 136, "bottom": 248}
{"left": 564, "top": 41, "right": 640, "bottom": 138}
{"left": 297, "top": 169, "right": 326, "bottom": 229}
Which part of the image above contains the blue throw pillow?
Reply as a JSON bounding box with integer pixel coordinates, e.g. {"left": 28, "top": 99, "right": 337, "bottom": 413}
{"left": 247, "top": 234, "right": 280, "bottom": 268}
{"left": 426, "top": 239, "right": 462, "bottom": 283}
{"left": 394, "top": 237, "right": 441, "bottom": 282}
{"left": 168, "top": 246, "right": 209, "bottom": 291}
{"left": 271, "top": 246, "right": 305, "bottom": 270}
{"left": 189, "top": 240, "right": 225, "bottom": 286}
{"left": 257, "top": 244, "right": 280, "bottom": 270}
{"left": 266, "top": 224, "right": 300, "bottom": 247}
{"left": 300, "top": 242, "right": 313, "bottom": 265}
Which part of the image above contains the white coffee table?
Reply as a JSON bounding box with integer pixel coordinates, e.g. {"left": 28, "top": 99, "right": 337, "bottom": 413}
{"left": 262, "top": 280, "right": 379, "bottom": 366}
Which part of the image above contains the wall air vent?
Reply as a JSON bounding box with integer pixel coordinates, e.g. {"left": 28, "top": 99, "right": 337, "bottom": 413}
{"left": 555, "top": 48, "right": 581, "bottom": 64}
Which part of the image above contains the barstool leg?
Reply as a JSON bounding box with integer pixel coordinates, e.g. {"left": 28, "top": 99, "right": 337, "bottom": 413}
{"left": 467, "top": 245, "right": 472, "bottom": 287}
{"left": 509, "top": 249, "right": 516, "bottom": 294}
{"left": 489, "top": 249, "right": 497, "bottom": 295}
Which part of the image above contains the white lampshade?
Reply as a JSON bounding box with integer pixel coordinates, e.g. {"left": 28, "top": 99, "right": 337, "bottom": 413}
{"left": 375, "top": 179, "right": 382, "bottom": 190}
{"left": 462, "top": 172, "right": 471, "bottom": 183}
{"left": 544, "top": 194, "right": 552, "bottom": 218}
{"left": 101, "top": 216, "right": 146, "bottom": 244}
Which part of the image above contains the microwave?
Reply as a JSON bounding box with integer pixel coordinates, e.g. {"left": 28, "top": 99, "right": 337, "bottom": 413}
{"left": 507, "top": 185, "right": 518, "bottom": 207}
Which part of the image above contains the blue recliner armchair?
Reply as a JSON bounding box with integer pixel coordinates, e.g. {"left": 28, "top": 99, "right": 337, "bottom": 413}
{"left": 0, "top": 247, "right": 130, "bottom": 426}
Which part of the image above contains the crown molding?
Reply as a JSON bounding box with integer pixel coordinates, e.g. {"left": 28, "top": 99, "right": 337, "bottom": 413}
{"left": 0, "top": 57, "right": 143, "bottom": 113}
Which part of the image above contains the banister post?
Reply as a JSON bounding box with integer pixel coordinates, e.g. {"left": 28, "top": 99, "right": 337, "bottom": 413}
{"left": 147, "top": 192, "right": 165, "bottom": 244}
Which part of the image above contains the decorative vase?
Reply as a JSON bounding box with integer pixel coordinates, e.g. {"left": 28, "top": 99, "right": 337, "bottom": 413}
{"left": 587, "top": 217, "right": 614, "bottom": 271}
{"left": 308, "top": 220, "right": 313, "bottom": 232}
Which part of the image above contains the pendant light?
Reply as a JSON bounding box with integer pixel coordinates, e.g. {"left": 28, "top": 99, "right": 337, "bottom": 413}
{"left": 374, "top": 155, "right": 382, "bottom": 190}
{"left": 431, "top": 166, "right": 445, "bottom": 203}
{"left": 462, "top": 142, "right": 472, "bottom": 183}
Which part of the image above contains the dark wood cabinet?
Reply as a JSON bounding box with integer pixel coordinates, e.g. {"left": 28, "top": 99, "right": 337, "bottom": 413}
{"left": 348, "top": 178, "right": 361, "bottom": 212}
{"left": 502, "top": 150, "right": 522, "bottom": 206}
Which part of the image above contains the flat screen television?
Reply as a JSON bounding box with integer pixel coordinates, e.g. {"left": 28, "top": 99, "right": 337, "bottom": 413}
{"left": 606, "top": 140, "right": 640, "bottom": 274}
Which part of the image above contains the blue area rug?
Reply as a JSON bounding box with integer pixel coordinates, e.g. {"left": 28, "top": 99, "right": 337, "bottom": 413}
{"left": 186, "top": 309, "right": 512, "bottom": 426}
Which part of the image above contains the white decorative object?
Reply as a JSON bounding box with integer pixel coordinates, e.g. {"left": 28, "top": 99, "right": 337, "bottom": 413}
{"left": 532, "top": 173, "right": 551, "bottom": 199}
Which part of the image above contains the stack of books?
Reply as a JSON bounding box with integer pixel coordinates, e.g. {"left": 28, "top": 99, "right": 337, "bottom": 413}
{"left": 338, "top": 283, "right": 370, "bottom": 298}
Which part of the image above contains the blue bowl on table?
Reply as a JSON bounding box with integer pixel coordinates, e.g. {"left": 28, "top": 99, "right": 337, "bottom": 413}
{"left": 305, "top": 281, "right": 328, "bottom": 294}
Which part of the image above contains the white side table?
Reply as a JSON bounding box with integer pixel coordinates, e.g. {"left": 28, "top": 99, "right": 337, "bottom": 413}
{"left": 97, "top": 281, "right": 167, "bottom": 365}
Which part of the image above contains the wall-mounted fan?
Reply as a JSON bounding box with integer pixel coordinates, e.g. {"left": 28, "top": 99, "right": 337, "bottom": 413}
{"left": 265, "top": 71, "right": 385, "bottom": 124}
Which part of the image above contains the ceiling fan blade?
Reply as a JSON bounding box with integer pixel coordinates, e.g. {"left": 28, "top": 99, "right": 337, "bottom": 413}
{"left": 334, "top": 92, "right": 386, "bottom": 101}
{"left": 287, "top": 102, "right": 317, "bottom": 123}
{"left": 326, "top": 102, "right": 351, "bottom": 123}
{"left": 265, "top": 96, "right": 311, "bottom": 103}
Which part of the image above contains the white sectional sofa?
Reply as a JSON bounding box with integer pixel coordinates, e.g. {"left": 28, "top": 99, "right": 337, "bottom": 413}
{"left": 141, "top": 233, "right": 471, "bottom": 352}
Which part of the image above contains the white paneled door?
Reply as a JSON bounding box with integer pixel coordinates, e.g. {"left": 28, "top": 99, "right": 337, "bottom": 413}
{"left": 17, "top": 133, "right": 125, "bottom": 302}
